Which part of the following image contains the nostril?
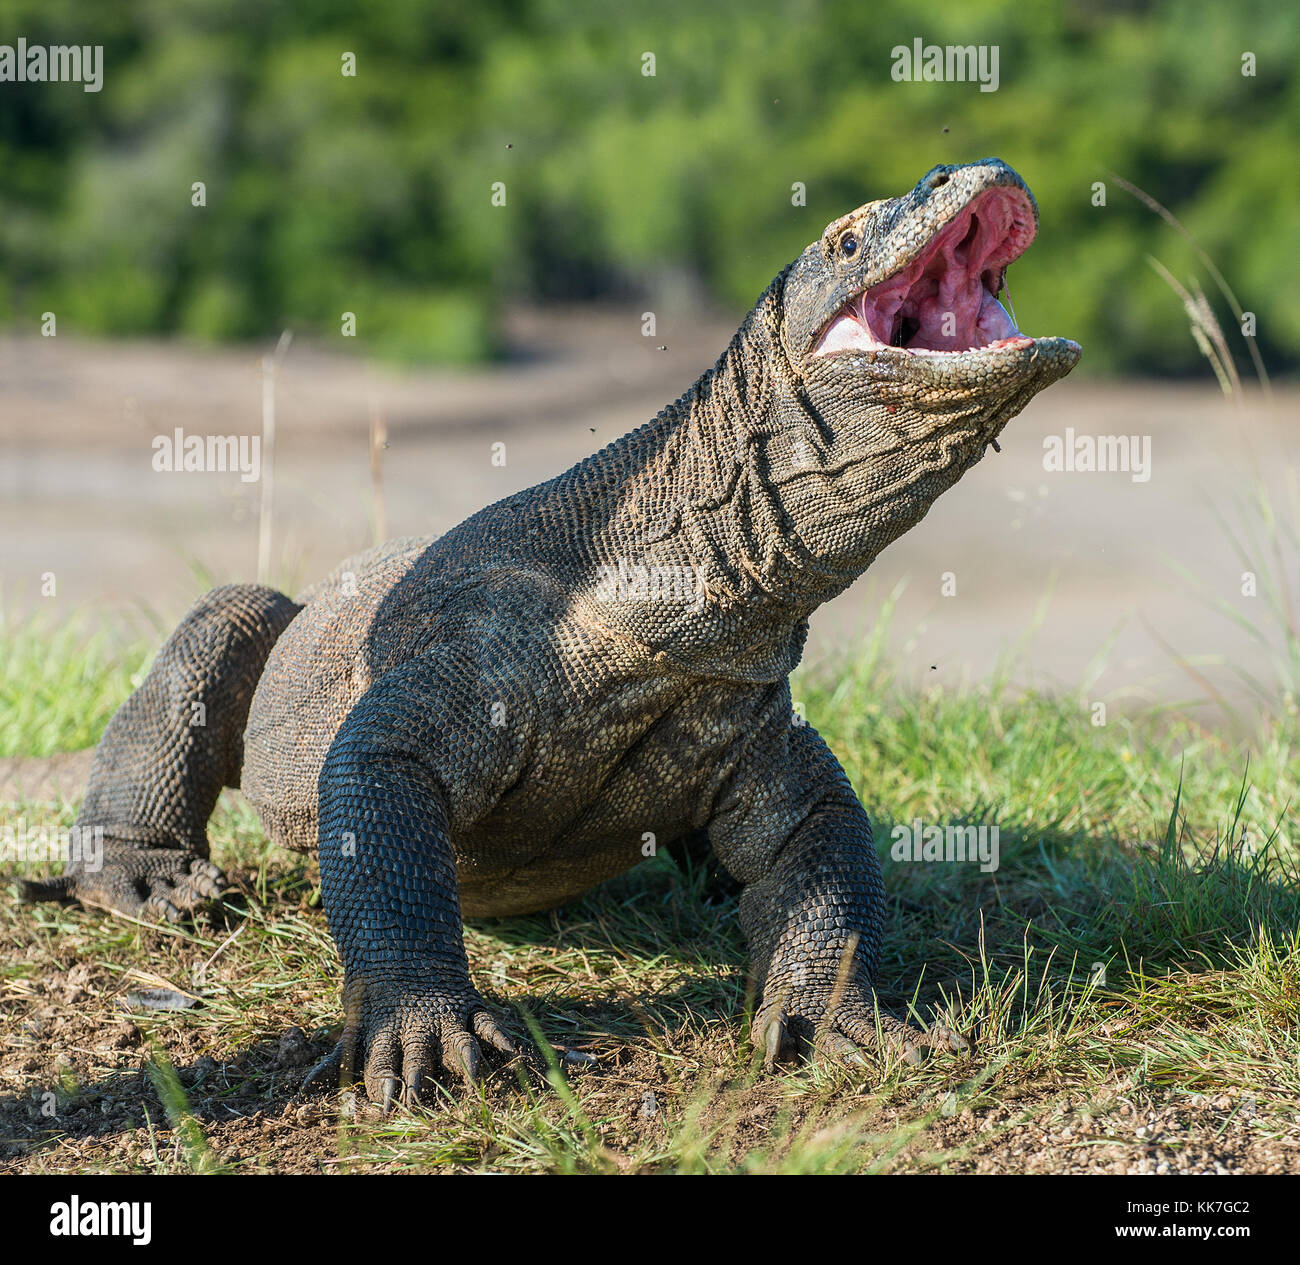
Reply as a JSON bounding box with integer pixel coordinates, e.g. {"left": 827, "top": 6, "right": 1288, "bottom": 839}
{"left": 924, "top": 169, "right": 950, "bottom": 191}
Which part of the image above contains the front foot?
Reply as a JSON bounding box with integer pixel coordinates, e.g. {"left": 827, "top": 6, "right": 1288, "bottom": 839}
{"left": 306, "top": 970, "right": 520, "bottom": 1110}
{"left": 18, "top": 835, "right": 226, "bottom": 922}
{"left": 753, "top": 977, "right": 968, "bottom": 1072}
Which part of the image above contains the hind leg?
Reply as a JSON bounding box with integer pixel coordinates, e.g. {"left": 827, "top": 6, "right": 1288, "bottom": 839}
{"left": 21, "top": 584, "right": 300, "bottom": 921}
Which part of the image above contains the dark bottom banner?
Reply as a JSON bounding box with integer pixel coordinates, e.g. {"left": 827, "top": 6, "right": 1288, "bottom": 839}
{"left": 0, "top": 1172, "right": 1289, "bottom": 1250}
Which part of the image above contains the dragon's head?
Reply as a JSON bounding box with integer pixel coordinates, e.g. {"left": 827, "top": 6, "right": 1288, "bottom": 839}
{"left": 760, "top": 159, "right": 1080, "bottom": 578}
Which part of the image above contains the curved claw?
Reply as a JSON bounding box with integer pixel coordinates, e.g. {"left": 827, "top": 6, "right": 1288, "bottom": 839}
{"left": 400, "top": 1029, "right": 440, "bottom": 1106}
{"left": 816, "top": 1029, "right": 868, "bottom": 1066}
{"left": 302, "top": 1043, "right": 344, "bottom": 1092}
{"left": 362, "top": 1029, "right": 401, "bottom": 1107}
{"left": 143, "top": 891, "right": 183, "bottom": 923}
{"left": 472, "top": 1010, "right": 518, "bottom": 1056}
{"left": 762, "top": 1014, "right": 789, "bottom": 1072}
{"left": 444, "top": 1030, "right": 480, "bottom": 1087}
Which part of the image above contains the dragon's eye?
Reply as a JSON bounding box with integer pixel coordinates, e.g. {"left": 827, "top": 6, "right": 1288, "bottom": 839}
{"left": 839, "top": 232, "right": 858, "bottom": 258}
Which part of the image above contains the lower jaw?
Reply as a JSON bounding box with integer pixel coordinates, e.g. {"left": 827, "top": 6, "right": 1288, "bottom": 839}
{"left": 906, "top": 333, "right": 1034, "bottom": 356}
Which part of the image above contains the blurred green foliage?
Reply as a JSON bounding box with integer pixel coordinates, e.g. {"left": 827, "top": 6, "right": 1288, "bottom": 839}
{"left": 0, "top": 0, "right": 1296, "bottom": 371}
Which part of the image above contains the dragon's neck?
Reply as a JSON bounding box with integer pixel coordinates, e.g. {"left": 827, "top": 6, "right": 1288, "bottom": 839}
{"left": 536, "top": 288, "right": 867, "bottom": 679}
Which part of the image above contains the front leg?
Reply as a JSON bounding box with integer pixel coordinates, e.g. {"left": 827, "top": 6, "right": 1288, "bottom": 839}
{"left": 313, "top": 652, "right": 526, "bottom": 1107}
{"left": 709, "top": 700, "right": 966, "bottom": 1069}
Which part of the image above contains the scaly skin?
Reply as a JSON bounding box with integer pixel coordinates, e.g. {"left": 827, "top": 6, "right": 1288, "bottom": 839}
{"left": 22, "top": 159, "right": 1080, "bottom": 1106}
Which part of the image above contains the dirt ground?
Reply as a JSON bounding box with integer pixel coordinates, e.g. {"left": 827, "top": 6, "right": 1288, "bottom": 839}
{"left": 1, "top": 1020, "right": 1290, "bottom": 1177}
{"left": 2, "top": 853, "right": 1293, "bottom": 1176}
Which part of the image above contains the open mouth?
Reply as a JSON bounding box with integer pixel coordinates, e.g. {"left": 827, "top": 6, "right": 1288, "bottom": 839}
{"left": 813, "top": 186, "right": 1037, "bottom": 357}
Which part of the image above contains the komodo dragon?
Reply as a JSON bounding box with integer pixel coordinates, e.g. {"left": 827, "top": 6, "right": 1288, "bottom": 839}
{"left": 21, "top": 159, "right": 1080, "bottom": 1106}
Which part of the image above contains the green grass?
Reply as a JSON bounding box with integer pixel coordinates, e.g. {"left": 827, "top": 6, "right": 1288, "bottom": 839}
{"left": 0, "top": 605, "right": 156, "bottom": 758}
{"left": 1, "top": 605, "right": 1298, "bottom": 1174}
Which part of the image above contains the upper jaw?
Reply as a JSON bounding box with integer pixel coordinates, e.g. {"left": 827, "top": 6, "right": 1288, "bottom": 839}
{"left": 812, "top": 176, "right": 1045, "bottom": 360}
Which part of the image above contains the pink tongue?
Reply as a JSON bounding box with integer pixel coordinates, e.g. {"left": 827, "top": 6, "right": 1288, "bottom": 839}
{"left": 815, "top": 311, "right": 881, "bottom": 354}
{"left": 816, "top": 288, "right": 1024, "bottom": 354}
{"left": 975, "top": 289, "right": 1020, "bottom": 343}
